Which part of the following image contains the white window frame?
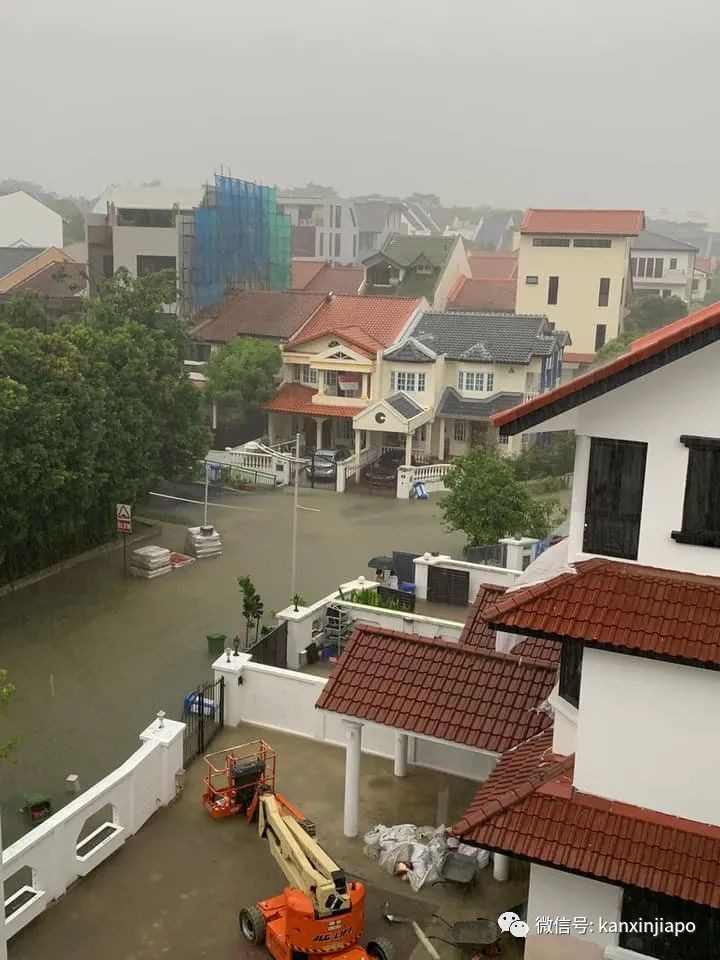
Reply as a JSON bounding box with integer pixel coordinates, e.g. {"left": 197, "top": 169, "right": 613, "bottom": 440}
{"left": 391, "top": 371, "right": 426, "bottom": 393}
{"left": 324, "top": 370, "right": 337, "bottom": 386}
{"left": 454, "top": 420, "right": 467, "bottom": 442}
{"left": 458, "top": 371, "right": 485, "bottom": 392}
{"left": 486, "top": 372, "right": 494, "bottom": 391}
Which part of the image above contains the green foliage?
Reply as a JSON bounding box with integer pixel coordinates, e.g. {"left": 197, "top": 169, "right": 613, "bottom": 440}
{"left": 351, "top": 587, "right": 403, "bottom": 611}
{"left": 441, "top": 446, "right": 557, "bottom": 546}
{"left": 625, "top": 294, "right": 688, "bottom": 334}
{"left": 592, "top": 331, "right": 637, "bottom": 366}
{"left": 510, "top": 433, "right": 575, "bottom": 481}
{"left": 0, "top": 668, "right": 18, "bottom": 759}
{"left": 0, "top": 271, "right": 208, "bottom": 583}
{"left": 238, "top": 575, "right": 264, "bottom": 645}
{"left": 205, "top": 337, "right": 281, "bottom": 425}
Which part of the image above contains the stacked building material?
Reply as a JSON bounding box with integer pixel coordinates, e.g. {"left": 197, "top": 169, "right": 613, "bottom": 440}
{"left": 184, "top": 525, "right": 223, "bottom": 559}
{"left": 130, "top": 545, "right": 172, "bottom": 579}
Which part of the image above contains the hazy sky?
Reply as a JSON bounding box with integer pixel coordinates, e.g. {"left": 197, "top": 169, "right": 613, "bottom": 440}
{"left": 4, "top": 0, "right": 719, "bottom": 216}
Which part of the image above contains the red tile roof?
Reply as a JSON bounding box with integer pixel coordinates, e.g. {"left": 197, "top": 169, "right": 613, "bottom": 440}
{"left": 467, "top": 251, "right": 518, "bottom": 280}
{"left": 493, "top": 300, "right": 720, "bottom": 431}
{"left": 696, "top": 257, "right": 715, "bottom": 275}
{"left": 447, "top": 277, "right": 517, "bottom": 313}
{"left": 288, "top": 294, "right": 422, "bottom": 352}
{"left": 521, "top": 209, "right": 645, "bottom": 237}
{"left": 316, "top": 625, "right": 556, "bottom": 753}
{"left": 303, "top": 265, "right": 366, "bottom": 295}
{"left": 190, "top": 290, "right": 326, "bottom": 343}
{"left": 484, "top": 557, "right": 720, "bottom": 666}
{"left": 262, "top": 383, "right": 365, "bottom": 419}
{"left": 291, "top": 259, "right": 325, "bottom": 289}
{"left": 454, "top": 731, "right": 720, "bottom": 908}
{"left": 562, "top": 351, "right": 595, "bottom": 364}
{"left": 11, "top": 260, "right": 87, "bottom": 298}
{"left": 459, "top": 583, "right": 507, "bottom": 649}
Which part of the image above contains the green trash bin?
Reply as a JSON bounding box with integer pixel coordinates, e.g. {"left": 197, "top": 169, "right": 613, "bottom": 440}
{"left": 206, "top": 633, "right": 227, "bottom": 657}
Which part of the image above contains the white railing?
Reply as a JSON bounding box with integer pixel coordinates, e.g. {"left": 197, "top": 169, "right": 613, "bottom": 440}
{"left": 2, "top": 715, "right": 184, "bottom": 941}
{"left": 336, "top": 447, "right": 381, "bottom": 492}
{"left": 396, "top": 463, "right": 453, "bottom": 498}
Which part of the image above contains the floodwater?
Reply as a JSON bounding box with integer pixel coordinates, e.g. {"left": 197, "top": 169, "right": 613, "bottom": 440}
{"left": 0, "top": 485, "right": 464, "bottom": 843}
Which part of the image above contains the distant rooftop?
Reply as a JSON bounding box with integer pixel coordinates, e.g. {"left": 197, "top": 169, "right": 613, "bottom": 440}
{"left": 92, "top": 183, "right": 205, "bottom": 214}
{"left": 630, "top": 229, "right": 699, "bottom": 253}
{"left": 521, "top": 208, "right": 645, "bottom": 237}
{"left": 408, "top": 310, "right": 565, "bottom": 363}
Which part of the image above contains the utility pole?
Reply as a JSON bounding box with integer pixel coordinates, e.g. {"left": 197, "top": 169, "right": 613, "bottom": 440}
{"left": 290, "top": 433, "right": 300, "bottom": 598}
{"left": 203, "top": 459, "right": 210, "bottom": 527}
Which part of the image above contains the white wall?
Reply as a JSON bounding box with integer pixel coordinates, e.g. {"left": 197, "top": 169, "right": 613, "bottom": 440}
{"left": 0, "top": 192, "right": 63, "bottom": 248}
{"left": 566, "top": 340, "right": 720, "bottom": 576}
{"left": 525, "top": 864, "right": 621, "bottom": 959}
{"left": 574, "top": 648, "right": 720, "bottom": 825}
{"left": 112, "top": 225, "right": 179, "bottom": 274}
{"left": 630, "top": 247, "right": 694, "bottom": 301}
{"left": 413, "top": 555, "right": 521, "bottom": 602}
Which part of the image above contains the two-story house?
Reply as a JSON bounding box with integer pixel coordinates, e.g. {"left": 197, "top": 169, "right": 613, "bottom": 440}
{"left": 363, "top": 234, "right": 470, "bottom": 309}
{"left": 352, "top": 311, "right": 568, "bottom": 462}
{"left": 516, "top": 209, "right": 645, "bottom": 355}
{"left": 262, "top": 294, "right": 425, "bottom": 452}
{"left": 630, "top": 230, "right": 698, "bottom": 302}
{"left": 453, "top": 304, "right": 720, "bottom": 960}
{"left": 353, "top": 197, "right": 440, "bottom": 259}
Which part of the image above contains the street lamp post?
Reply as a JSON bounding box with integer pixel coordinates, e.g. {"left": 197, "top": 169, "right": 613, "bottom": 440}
{"left": 290, "top": 433, "right": 300, "bottom": 598}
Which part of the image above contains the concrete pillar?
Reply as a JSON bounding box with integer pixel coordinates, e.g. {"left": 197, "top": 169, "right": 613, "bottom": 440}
{"left": 438, "top": 418, "right": 446, "bottom": 460}
{"left": 0, "top": 814, "right": 7, "bottom": 960}
{"left": 316, "top": 371, "right": 326, "bottom": 395}
{"left": 493, "top": 852, "right": 511, "bottom": 882}
{"left": 343, "top": 720, "right": 363, "bottom": 837}
{"left": 314, "top": 417, "right": 326, "bottom": 449}
{"left": 212, "top": 650, "right": 252, "bottom": 726}
{"left": 354, "top": 429, "right": 362, "bottom": 481}
{"left": 267, "top": 413, "right": 276, "bottom": 445}
{"left": 361, "top": 373, "right": 369, "bottom": 400}
{"left": 393, "top": 732, "right": 409, "bottom": 777}
{"left": 404, "top": 431, "right": 413, "bottom": 467}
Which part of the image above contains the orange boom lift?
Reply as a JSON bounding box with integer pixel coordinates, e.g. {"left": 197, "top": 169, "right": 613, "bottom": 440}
{"left": 203, "top": 740, "right": 394, "bottom": 960}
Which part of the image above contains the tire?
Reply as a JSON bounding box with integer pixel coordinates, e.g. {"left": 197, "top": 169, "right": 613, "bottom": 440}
{"left": 239, "top": 905, "right": 266, "bottom": 945}
{"left": 366, "top": 937, "right": 395, "bottom": 960}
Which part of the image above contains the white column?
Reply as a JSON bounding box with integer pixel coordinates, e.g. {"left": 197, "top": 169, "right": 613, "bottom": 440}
{"left": 404, "top": 431, "right": 413, "bottom": 467}
{"left": 212, "top": 650, "right": 252, "bottom": 725}
{"left": 354, "top": 429, "right": 362, "bottom": 481}
{"left": 316, "top": 370, "right": 326, "bottom": 395}
{"left": 393, "top": 732, "right": 409, "bottom": 777}
{"left": 314, "top": 417, "right": 325, "bottom": 449}
{"left": 360, "top": 373, "right": 369, "bottom": 400}
{"left": 267, "top": 413, "right": 276, "bottom": 445}
{"left": 438, "top": 418, "right": 446, "bottom": 460}
{"left": 0, "top": 813, "right": 7, "bottom": 960}
{"left": 343, "top": 720, "right": 363, "bottom": 837}
{"left": 493, "top": 852, "right": 511, "bottom": 882}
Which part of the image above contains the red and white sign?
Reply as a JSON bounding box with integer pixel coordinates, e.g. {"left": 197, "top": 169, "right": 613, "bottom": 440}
{"left": 116, "top": 503, "right": 132, "bottom": 535}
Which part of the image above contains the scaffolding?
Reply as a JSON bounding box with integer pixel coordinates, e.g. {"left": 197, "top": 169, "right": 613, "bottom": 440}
{"left": 182, "top": 174, "right": 291, "bottom": 319}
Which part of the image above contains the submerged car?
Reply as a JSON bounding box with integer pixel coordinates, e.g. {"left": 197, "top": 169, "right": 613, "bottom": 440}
{"left": 305, "top": 447, "right": 351, "bottom": 481}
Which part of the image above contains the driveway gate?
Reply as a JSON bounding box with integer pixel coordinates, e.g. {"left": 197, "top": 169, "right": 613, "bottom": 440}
{"left": 427, "top": 566, "right": 470, "bottom": 606}
{"left": 246, "top": 620, "right": 288, "bottom": 668}
{"left": 182, "top": 675, "right": 225, "bottom": 767}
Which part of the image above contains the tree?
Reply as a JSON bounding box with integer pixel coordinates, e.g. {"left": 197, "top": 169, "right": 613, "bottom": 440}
{"left": 441, "top": 446, "right": 557, "bottom": 546}
{"left": 625, "top": 294, "right": 688, "bottom": 334}
{"left": 238, "top": 576, "right": 264, "bottom": 646}
{"left": 511, "top": 432, "right": 576, "bottom": 481}
{"left": 591, "top": 330, "right": 637, "bottom": 367}
{"left": 205, "top": 337, "right": 281, "bottom": 425}
{"left": 0, "top": 668, "right": 17, "bottom": 759}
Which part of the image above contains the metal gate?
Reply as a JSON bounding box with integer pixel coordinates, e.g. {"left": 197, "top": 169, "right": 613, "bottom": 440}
{"left": 182, "top": 675, "right": 225, "bottom": 768}
{"left": 427, "top": 566, "right": 470, "bottom": 606}
{"left": 246, "top": 620, "right": 288, "bottom": 668}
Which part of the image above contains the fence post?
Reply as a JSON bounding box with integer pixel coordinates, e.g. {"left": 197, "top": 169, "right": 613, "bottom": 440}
{"left": 336, "top": 461, "right": 347, "bottom": 493}
{"left": 212, "top": 651, "right": 251, "bottom": 726}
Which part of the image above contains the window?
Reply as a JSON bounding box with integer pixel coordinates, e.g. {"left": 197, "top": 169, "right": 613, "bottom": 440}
{"left": 559, "top": 640, "right": 583, "bottom": 708}
{"left": 692, "top": 278, "right": 699, "bottom": 291}
{"left": 324, "top": 370, "right": 337, "bottom": 386}
{"left": 662, "top": 289, "right": 672, "bottom": 298}
{"left": 594, "top": 324, "right": 607, "bottom": 350}
{"left": 390, "top": 371, "right": 425, "bottom": 392}
{"left": 532, "top": 237, "right": 570, "bottom": 246}
{"left": 294, "top": 364, "right": 317, "bottom": 385}
{"left": 486, "top": 373, "right": 494, "bottom": 391}
{"left": 583, "top": 437, "right": 647, "bottom": 560}
{"left": 298, "top": 205, "right": 314, "bottom": 224}
{"left": 654, "top": 257, "right": 663, "bottom": 278}
{"left": 499, "top": 433, "right": 509, "bottom": 445}
{"left": 670, "top": 257, "right": 678, "bottom": 270}
{"left": 349, "top": 207, "right": 356, "bottom": 227}
{"left": 458, "top": 371, "right": 485, "bottom": 392}
{"left": 547, "top": 276, "right": 559, "bottom": 305}
{"left": 136, "top": 255, "right": 176, "bottom": 277}
{"left": 337, "top": 418, "right": 354, "bottom": 440}
{"left": 525, "top": 275, "right": 539, "bottom": 285}
{"left": 415, "top": 262, "right": 433, "bottom": 274}
{"left": 335, "top": 205, "right": 342, "bottom": 229}
{"left": 334, "top": 234, "right": 341, "bottom": 258}
{"left": 630, "top": 257, "right": 637, "bottom": 276}
{"left": 672, "top": 436, "right": 720, "bottom": 546}
{"left": 598, "top": 277, "right": 610, "bottom": 307}
{"left": 454, "top": 421, "right": 466, "bottom": 442}
{"left": 620, "top": 888, "right": 720, "bottom": 960}
{"left": 573, "top": 237, "right": 612, "bottom": 248}
{"left": 117, "top": 208, "right": 175, "bottom": 228}
{"left": 102, "top": 254, "right": 114, "bottom": 278}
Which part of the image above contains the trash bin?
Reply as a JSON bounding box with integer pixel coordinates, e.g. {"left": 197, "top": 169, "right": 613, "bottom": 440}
{"left": 207, "top": 632, "right": 227, "bottom": 657}
{"left": 22, "top": 793, "right": 52, "bottom": 826}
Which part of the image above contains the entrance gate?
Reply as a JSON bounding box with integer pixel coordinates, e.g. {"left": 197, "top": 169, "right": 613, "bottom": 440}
{"left": 182, "top": 676, "right": 225, "bottom": 767}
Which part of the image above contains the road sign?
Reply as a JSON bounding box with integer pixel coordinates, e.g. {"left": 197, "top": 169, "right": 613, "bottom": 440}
{"left": 116, "top": 503, "right": 132, "bottom": 535}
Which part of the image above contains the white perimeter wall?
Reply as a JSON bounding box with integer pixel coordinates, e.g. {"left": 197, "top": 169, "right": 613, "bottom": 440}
{"left": 575, "top": 648, "right": 720, "bottom": 825}
{"left": 112, "top": 225, "right": 178, "bottom": 274}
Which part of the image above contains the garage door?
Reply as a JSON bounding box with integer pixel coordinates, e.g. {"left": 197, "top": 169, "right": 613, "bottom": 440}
{"left": 427, "top": 566, "right": 470, "bottom": 605}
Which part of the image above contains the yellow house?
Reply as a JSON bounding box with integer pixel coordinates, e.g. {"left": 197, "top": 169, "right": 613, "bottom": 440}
{"left": 515, "top": 209, "right": 645, "bottom": 355}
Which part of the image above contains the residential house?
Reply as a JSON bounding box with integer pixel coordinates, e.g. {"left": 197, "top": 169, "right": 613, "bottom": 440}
{"left": 453, "top": 303, "right": 720, "bottom": 960}
{"left": 277, "top": 194, "right": 358, "bottom": 264}
{"left": 448, "top": 252, "right": 518, "bottom": 313}
{"left": 353, "top": 311, "right": 568, "bottom": 462}
{"left": 0, "top": 246, "right": 86, "bottom": 310}
{"left": 692, "top": 260, "right": 712, "bottom": 302}
{"left": 290, "top": 259, "right": 365, "bottom": 295}
{"left": 262, "top": 295, "right": 424, "bottom": 452}
{"left": 0, "top": 191, "right": 63, "bottom": 248}
{"left": 353, "top": 197, "right": 439, "bottom": 259}
{"left": 515, "top": 209, "right": 645, "bottom": 354}
{"left": 472, "top": 211, "right": 518, "bottom": 251}
{"left": 630, "top": 230, "right": 698, "bottom": 302}
{"left": 363, "top": 234, "right": 470, "bottom": 309}
{"left": 467, "top": 250, "right": 519, "bottom": 281}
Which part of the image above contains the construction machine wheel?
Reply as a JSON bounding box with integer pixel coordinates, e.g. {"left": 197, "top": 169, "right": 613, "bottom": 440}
{"left": 239, "top": 905, "right": 266, "bottom": 945}
{"left": 366, "top": 937, "right": 395, "bottom": 960}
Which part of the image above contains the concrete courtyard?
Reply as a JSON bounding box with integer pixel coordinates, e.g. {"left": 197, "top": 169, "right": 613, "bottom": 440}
{"left": 7, "top": 725, "right": 527, "bottom": 960}
{"left": 0, "top": 486, "right": 465, "bottom": 843}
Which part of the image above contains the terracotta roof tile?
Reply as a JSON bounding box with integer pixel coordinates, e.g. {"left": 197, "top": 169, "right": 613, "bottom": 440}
{"left": 459, "top": 583, "right": 507, "bottom": 649}
{"left": 316, "top": 625, "right": 556, "bottom": 753}
{"left": 454, "top": 732, "right": 720, "bottom": 908}
{"left": 520, "top": 209, "right": 645, "bottom": 236}
{"left": 190, "top": 290, "right": 325, "bottom": 343}
{"left": 467, "top": 251, "right": 518, "bottom": 280}
{"left": 288, "top": 294, "right": 421, "bottom": 352}
{"left": 484, "top": 558, "right": 720, "bottom": 666}
{"left": 303, "top": 265, "right": 366, "bottom": 295}
{"left": 262, "top": 383, "right": 365, "bottom": 419}
{"left": 11, "top": 261, "right": 87, "bottom": 297}
{"left": 447, "top": 278, "right": 517, "bottom": 313}
{"left": 291, "top": 259, "right": 325, "bottom": 289}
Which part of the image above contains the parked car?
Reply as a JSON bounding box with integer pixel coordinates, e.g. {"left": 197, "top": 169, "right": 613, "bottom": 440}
{"left": 305, "top": 448, "right": 351, "bottom": 481}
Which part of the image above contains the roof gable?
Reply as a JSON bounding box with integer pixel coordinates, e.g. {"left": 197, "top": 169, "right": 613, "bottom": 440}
{"left": 383, "top": 336, "right": 438, "bottom": 363}
{"left": 288, "top": 294, "right": 422, "bottom": 352}
{"left": 409, "top": 310, "right": 561, "bottom": 363}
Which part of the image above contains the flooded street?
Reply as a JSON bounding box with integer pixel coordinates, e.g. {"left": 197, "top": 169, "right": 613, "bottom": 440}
{"left": 0, "top": 486, "right": 464, "bottom": 843}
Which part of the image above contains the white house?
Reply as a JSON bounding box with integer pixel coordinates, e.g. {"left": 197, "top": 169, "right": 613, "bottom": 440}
{"left": 455, "top": 303, "right": 720, "bottom": 960}
{"left": 0, "top": 191, "right": 63, "bottom": 248}
{"left": 277, "top": 194, "right": 358, "bottom": 264}
{"left": 630, "top": 230, "right": 698, "bottom": 302}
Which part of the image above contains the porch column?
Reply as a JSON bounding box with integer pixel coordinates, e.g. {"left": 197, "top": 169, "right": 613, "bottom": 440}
{"left": 343, "top": 720, "right": 363, "bottom": 837}
{"left": 316, "top": 370, "right": 326, "bottom": 396}
{"left": 424, "top": 422, "right": 432, "bottom": 456}
{"left": 404, "top": 431, "right": 413, "bottom": 467}
{"left": 438, "top": 419, "right": 446, "bottom": 461}
{"left": 314, "top": 417, "right": 326, "bottom": 449}
{"left": 393, "top": 731, "right": 409, "bottom": 777}
{"left": 354, "top": 428, "right": 362, "bottom": 479}
{"left": 493, "top": 852, "right": 511, "bottom": 882}
{"left": 361, "top": 373, "right": 369, "bottom": 400}
{"left": 267, "top": 413, "right": 277, "bottom": 445}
